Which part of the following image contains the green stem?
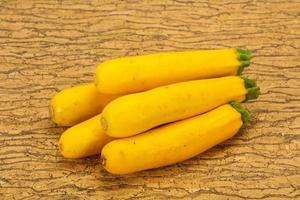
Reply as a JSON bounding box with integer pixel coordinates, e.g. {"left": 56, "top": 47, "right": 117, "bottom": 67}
{"left": 237, "top": 60, "right": 251, "bottom": 75}
{"left": 240, "top": 76, "right": 257, "bottom": 88}
{"left": 240, "top": 76, "right": 260, "bottom": 101}
{"left": 229, "top": 101, "right": 252, "bottom": 125}
{"left": 236, "top": 48, "right": 252, "bottom": 75}
{"left": 236, "top": 48, "right": 252, "bottom": 60}
{"left": 246, "top": 87, "right": 260, "bottom": 101}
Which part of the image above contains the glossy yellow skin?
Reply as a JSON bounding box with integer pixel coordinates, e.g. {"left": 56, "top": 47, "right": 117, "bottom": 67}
{"left": 50, "top": 83, "right": 119, "bottom": 126}
{"left": 95, "top": 49, "right": 240, "bottom": 94}
{"left": 101, "top": 76, "right": 246, "bottom": 138}
{"left": 59, "top": 114, "right": 113, "bottom": 159}
{"left": 101, "top": 104, "right": 243, "bottom": 174}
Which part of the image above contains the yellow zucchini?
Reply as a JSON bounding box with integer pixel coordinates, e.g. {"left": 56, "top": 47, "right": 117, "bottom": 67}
{"left": 101, "top": 102, "right": 250, "bottom": 174}
{"left": 59, "top": 114, "right": 113, "bottom": 159}
{"left": 50, "top": 83, "right": 119, "bottom": 126}
{"left": 101, "top": 76, "right": 259, "bottom": 138}
{"left": 95, "top": 48, "right": 251, "bottom": 94}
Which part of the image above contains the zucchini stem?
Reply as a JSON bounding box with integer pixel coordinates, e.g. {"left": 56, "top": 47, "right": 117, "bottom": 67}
{"left": 236, "top": 48, "right": 252, "bottom": 75}
{"left": 237, "top": 60, "right": 251, "bottom": 75}
{"left": 241, "top": 76, "right": 257, "bottom": 88}
{"left": 240, "top": 77, "right": 260, "bottom": 101}
{"left": 229, "top": 101, "right": 252, "bottom": 125}
{"left": 246, "top": 87, "right": 260, "bottom": 101}
{"left": 236, "top": 48, "right": 252, "bottom": 60}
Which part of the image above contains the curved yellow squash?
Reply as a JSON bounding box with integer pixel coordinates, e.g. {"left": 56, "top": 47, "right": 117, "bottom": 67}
{"left": 59, "top": 114, "right": 113, "bottom": 159}
{"left": 101, "top": 103, "right": 247, "bottom": 174}
{"left": 95, "top": 48, "right": 251, "bottom": 94}
{"left": 50, "top": 83, "right": 119, "bottom": 126}
{"left": 101, "top": 76, "right": 257, "bottom": 138}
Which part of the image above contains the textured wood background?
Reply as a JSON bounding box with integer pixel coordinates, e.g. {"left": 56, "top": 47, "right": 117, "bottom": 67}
{"left": 0, "top": 0, "right": 299, "bottom": 199}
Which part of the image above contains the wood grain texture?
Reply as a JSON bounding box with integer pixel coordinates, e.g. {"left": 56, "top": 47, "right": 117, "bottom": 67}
{"left": 0, "top": 0, "right": 299, "bottom": 199}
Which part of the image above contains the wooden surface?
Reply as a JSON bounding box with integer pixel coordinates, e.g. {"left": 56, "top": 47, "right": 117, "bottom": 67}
{"left": 0, "top": 0, "right": 299, "bottom": 199}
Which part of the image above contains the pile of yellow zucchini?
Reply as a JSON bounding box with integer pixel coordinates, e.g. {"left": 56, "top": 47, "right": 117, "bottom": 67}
{"left": 50, "top": 48, "right": 259, "bottom": 174}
